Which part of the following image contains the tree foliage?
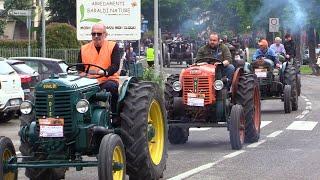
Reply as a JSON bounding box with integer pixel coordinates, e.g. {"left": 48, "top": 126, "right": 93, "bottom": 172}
{"left": 46, "top": 23, "right": 80, "bottom": 48}
{"left": 4, "top": 0, "right": 32, "bottom": 10}
{"left": 46, "top": 0, "right": 77, "bottom": 26}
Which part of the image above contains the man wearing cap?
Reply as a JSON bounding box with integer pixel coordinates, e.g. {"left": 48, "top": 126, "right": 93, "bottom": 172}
{"left": 253, "top": 39, "right": 281, "bottom": 68}
{"left": 78, "top": 23, "right": 120, "bottom": 112}
{"left": 196, "top": 32, "right": 234, "bottom": 82}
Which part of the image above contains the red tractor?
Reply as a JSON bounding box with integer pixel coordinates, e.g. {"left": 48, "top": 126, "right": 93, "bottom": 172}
{"left": 165, "top": 57, "right": 261, "bottom": 149}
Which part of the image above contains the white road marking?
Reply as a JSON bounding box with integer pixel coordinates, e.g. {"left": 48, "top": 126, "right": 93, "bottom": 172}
{"left": 260, "top": 121, "right": 272, "bottom": 128}
{"left": 301, "top": 95, "right": 306, "bottom": 99}
{"left": 223, "top": 150, "right": 246, "bottom": 158}
{"left": 247, "top": 139, "right": 267, "bottom": 148}
{"left": 306, "top": 102, "right": 312, "bottom": 105}
{"left": 189, "top": 128, "right": 211, "bottom": 131}
{"left": 16, "top": 151, "right": 21, "bottom": 155}
{"left": 267, "top": 130, "right": 283, "bottom": 138}
{"left": 168, "top": 150, "right": 246, "bottom": 180}
{"left": 306, "top": 106, "right": 312, "bottom": 110}
{"left": 167, "top": 159, "right": 225, "bottom": 180}
{"left": 305, "top": 99, "right": 310, "bottom": 102}
{"left": 302, "top": 110, "right": 310, "bottom": 115}
{"left": 296, "top": 115, "right": 304, "bottom": 119}
{"left": 286, "top": 121, "right": 318, "bottom": 131}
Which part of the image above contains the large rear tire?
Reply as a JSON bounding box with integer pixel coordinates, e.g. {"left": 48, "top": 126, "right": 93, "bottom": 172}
{"left": 0, "top": 136, "right": 18, "bottom": 180}
{"left": 120, "top": 81, "right": 167, "bottom": 180}
{"left": 19, "top": 113, "right": 66, "bottom": 180}
{"left": 235, "top": 74, "right": 261, "bottom": 143}
{"left": 98, "top": 134, "right": 126, "bottom": 180}
{"left": 229, "top": 105, "right": 245, "bottom": 150}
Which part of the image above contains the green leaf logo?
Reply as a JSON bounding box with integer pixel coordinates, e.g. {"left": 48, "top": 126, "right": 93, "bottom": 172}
{"left": 80, "top": 4, "right": 102, "bottom": 23}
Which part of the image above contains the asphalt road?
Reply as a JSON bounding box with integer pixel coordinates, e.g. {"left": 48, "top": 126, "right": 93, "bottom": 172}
{"left": 1, "top": 64, "right": 319, "bottom": 179}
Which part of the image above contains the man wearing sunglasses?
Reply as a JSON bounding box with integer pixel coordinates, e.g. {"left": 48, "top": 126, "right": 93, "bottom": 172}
{"left": 78, "top": 23, "right": 120, "bottom": 113}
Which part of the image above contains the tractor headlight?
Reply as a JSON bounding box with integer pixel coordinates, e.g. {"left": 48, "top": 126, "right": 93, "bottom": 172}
{"left": 76, "top": 99, "right": 89, "bottom": 114}
{"left": 20, "top": 101, "right": 33, "bottom": 115}
{"left": 214, "top": 80, "right": 224, "bottom": 91}
{"left": 172, "top": 81, "right": 182, "bottom": 91}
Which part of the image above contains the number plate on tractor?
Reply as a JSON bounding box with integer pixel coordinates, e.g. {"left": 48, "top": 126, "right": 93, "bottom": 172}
{"left": 39, "top": 118, "right": 64, "bottom": 138}
{"left": 187, "top": 93, "right": 205, "bottom": 107}
{"left": 255, "top": 69, "right": 267, "bottom": 78}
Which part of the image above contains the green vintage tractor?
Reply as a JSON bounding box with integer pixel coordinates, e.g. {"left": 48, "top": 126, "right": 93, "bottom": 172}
{"left": 0, "top": 63, "right": 167, "bottom": 180}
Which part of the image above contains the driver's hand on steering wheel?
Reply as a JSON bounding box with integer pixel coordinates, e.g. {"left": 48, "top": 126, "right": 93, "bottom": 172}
{"left": 98, "top": 70, "right": 107, "bottom": 76}
{"left": 222, "top": 60, "right": 230, "bottom": 67}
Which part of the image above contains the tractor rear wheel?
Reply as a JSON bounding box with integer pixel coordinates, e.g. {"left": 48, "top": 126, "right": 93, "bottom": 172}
{"left": 284, "top": 64, "right": 298, "bottom": 111}
{"left": 120, "top": 81, "right": 167, "bottom": 180}
{"left": 284, "top": 85, "right": 292, "bottom": 113}
{"left": 0, "top": 136, "right": 17, "bottom": 180}
{"left": 98, "top": 134, "right": 126, "bottom": 180}
{"left": 235, "top": 74, "right": 261, "bottom": 143}
{"left": 19, "top": 114, "right": 66, "bottom": 180}
{"left": 229, "top": 105, "right": 245, "bottom": 150}
{"left": 168, "top": 126, "right": 189, "bottom": 144}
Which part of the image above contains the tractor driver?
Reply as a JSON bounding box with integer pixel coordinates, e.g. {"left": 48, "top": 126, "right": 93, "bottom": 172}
{"left": 196, "top": 32, "right": 235, "bottom": 83}
{"left": 78, "top": 23, "right": 120, "bottom": 113}
{"left": 253, "top": 39, "right": 281, "bottom": 68}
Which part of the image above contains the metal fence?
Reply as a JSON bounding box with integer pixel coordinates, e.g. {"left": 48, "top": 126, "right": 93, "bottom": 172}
{"left": 0, "top": 48, "right": 79, "bottom": 64}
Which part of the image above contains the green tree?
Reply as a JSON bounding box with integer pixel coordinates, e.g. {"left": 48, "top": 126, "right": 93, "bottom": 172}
{"left": 4, "top": 0, "right": 32, "bottom": 9}
{"left": 46, "top": 0, "right": 76, "bottom": 26}
{"left": 46, "top": 23, "right": 80, "bottom": 48}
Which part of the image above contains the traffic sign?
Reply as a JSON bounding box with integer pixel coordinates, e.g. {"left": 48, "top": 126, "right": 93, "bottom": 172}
{"left": 269, "top": 18, "right": 279, "bottom": 32}
{"left": 8, "top": 9, "right": 31, "bottom": 16}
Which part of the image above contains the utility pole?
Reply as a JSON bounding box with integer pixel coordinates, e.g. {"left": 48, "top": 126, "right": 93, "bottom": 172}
{"left": 154, "top": 0, "right": 159, "bottom": 74}
{"left": 41, "top": 0, "right": 46, "bottom": 57}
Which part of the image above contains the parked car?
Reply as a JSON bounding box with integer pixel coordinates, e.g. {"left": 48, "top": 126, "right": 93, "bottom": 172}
{"left": 303, "top": 48, "right": 320, "bottom": 65}
{"left": 8, "top": 57, "right": 69, "bottom": 81}
{"left": 0, "top": 60, "right": 24, "bottom": 122}
{"left": 5, "top": 59, "right": 39, "bottom": 96}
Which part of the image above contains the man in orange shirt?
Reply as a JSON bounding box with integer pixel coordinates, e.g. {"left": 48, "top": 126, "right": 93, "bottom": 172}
{"left": 78, "top": 23, "right": 120, "bottom": 112}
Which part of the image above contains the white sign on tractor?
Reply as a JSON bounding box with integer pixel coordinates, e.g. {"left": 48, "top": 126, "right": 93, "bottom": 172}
{"left": 269, "top": 18, "right": 279, "bottom": 33}
{"left": 76, "top": 0, "right": 141, "bottom": 41}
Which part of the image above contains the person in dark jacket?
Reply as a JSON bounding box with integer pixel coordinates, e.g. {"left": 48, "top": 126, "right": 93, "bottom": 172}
{"left": 196, "top": 32, "right": 235, "bottom": 82}
{"left": 284, "top": 33, "right": 296, "bottom": 59}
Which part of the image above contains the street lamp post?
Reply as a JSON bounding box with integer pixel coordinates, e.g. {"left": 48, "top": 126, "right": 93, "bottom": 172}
{"left": 154, "top": 0, "right": 159, "bottom": 74}
{"left": 41, "top": 0, "right": 46, "bottom": 57}
{"left": 27, "top": 10, "right": 31, "bottom": 57}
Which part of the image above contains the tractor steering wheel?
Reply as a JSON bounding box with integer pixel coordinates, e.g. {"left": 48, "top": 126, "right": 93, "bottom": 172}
{"left": 67, "top": 63, "right": 107, "bottom": 79}
{"left": 195, "top": 57, "right": 221, "bottom": 64}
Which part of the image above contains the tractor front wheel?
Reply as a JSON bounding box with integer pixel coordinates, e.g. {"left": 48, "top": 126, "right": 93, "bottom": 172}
{"left": 0, "top": 136, "right": 17, "bottom": 180}
{"left": 168, "top": 126, "right": 189, "bottom": 144}
{"left": 98, "top": 134, "right": 126, "bottom": 180}
{"left": 284, "top": 85, "right": 292, "bottom": 113}
{"left": 235, "top": 74, "right": 261, "bottom": 143}
{"left": 120, "top": 81, "right": 167, "bottom": 180}
{"left": 229, "top": 105, "right": 245, "bottom": 150}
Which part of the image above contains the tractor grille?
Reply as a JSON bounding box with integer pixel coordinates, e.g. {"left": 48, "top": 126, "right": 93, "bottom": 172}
{"left": 182, "top": 76, "right": 213, "bottom": 105}
{"left": 35, "top": 92, "right": 73, "bottom": 136}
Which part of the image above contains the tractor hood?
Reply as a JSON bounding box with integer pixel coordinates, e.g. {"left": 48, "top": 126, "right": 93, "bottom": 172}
{"left": 36, "top": 74, "right": 99, "bottom": 91}
{"left": 180, "top": 63, "right": 217, "bottom": 79}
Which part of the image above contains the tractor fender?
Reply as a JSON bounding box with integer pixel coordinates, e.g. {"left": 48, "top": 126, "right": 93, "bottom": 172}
{"left": 243, "top": 62, "right": 252, "bottom": 73}
{"left": 118, "top": 76, "right": 138, "bottom": 103}
{"left": 231, "top": 67, "right": 244, "bottom": 104}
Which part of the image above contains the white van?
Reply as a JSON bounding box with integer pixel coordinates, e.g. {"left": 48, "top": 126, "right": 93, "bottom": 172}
{"left": 0, "top": 60, "right": 24, "bottom": 122}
